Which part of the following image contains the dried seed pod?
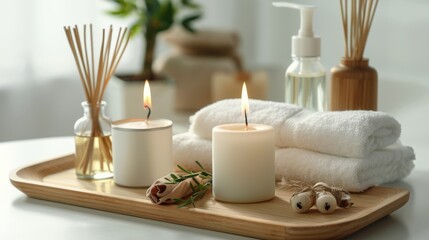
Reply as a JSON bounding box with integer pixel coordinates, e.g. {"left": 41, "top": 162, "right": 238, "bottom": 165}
{"left": 336, "top": 190, "right": 354, "bottom": 208}
{"left": 328, "top": 186, "right": 353, "bottom": 208}
{"left": 290, "top": 188, "right": 316, "bottom": 213}
{"left": 316, "top": 191, "right": 337, "bottom": 214}
{"left": 314, "top": 182, "right": 354, "bottom": 208}
{"left": 313, "top": 182, "right": 330, "bottom": 189}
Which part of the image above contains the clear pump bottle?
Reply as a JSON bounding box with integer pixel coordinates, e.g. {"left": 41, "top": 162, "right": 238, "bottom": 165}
{"left": 273, "top": 2, "right": 327, "bottom": 111}
{"left": 286, "top": 56, "right": 326, "bottom": 111}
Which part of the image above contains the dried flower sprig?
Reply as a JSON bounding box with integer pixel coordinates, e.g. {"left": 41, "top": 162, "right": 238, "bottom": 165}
{"left": 164, "top": 161, "right": 212, "bottom": 208}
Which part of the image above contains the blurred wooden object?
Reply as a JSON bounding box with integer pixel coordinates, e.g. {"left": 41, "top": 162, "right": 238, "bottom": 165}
{"left": 211, "top": 71, "right": 268, "bottom": 101}
{"left": 155, "top": 27, "right": 240, "bottom": 111}
{"left": 330, "top": 58, "right": 377, "bottom": 111}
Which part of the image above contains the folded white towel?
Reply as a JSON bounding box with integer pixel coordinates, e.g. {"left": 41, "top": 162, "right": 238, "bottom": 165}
{"left": 190, "top": 99, "right": 401, "bottom": 158}
{"left": 275, "top": 144, "right": 415, "bottom": 192}
{"left": 173, "top": 132, "right": 213, "bottom": 172}
{"left": 173, "top": 133, "right": 415, "bottom": 192}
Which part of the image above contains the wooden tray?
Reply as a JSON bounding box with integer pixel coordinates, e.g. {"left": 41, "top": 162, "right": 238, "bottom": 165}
{"left": 10, "top": 154, "right": 409, "bottom": 240}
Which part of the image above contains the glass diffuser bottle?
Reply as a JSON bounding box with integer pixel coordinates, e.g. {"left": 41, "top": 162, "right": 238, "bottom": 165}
{"left": 74, "top": 101, "right": 113, "bottom": 179}
{"left": 64, "top": 25, "right": 129, "bottom": 180}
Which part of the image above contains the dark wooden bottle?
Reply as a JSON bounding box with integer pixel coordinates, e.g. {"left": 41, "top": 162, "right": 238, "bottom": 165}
{"left": 330, "top": 58, "right": 377, "bottom": 111}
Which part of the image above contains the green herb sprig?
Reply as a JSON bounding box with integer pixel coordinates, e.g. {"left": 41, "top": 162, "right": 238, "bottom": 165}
{"left": 164, "top": 161, "right": 212, "bottom": 208}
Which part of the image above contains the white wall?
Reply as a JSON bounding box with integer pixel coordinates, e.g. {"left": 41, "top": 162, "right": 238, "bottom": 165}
{"left": 2, "top": 0, "right": 428, "bottom": 84}
{"left": 195, "top": 0, "right": 429, "bottom": 139}
{"left": 195, "top": 0, "right": 429, "bottom": 81}
{"left": 1, "top": 0, "right": 428, "bottom": 143}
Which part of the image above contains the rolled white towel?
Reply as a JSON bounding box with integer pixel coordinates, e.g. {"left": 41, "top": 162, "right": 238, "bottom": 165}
{"left": 172, "top": 133, "right": 415, "bottom": 192}
{"left": 190, "top": 99, "right": 401, "bottom": 158}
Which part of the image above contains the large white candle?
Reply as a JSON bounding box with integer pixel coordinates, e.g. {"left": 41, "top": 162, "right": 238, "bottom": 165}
{"left": 112, "top": 80, "right": 173, "bottom": 187}
{"left": 212, "top": 83, "right": 275, "bottom": 203}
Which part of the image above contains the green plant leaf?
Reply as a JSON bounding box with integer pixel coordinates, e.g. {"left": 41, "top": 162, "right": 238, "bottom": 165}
{"left": 190, "top": 196, "right": 196, "bottom": 208}
{"left": 106, "top": 0, "right": 138, "bottom": 17}
{"left": 111, "top": 0, "right": 126, "bottom": 4}
{"left": 195, "top": 161, "right": 206, "bottom": 171}
{"left": 177, "top": 164, "right": 192, "bottom": 174}
{"left": 191, "top": 177, "right": 200, "bottom": 186}
{"left": 181, "top": 13, "right": 202, "bottom": 33}
{"left": 145, "top": 0, "right": 161, "bottom": 15}
{"left": 200, "top": 171, "right": 211, "bottom": 177}
{"left": 129, "top": 21, "right": 142, "bottom": 37}
{"left": 164, "top": 161, "right": 213, "bottom": 208}
{"left": 153, "top": 0, "right": 175, "bottom": 33}
{"left": 181, "top": 0, "right": 200, "bottom": 9}
{"left": 182, "top": 173, "right": 199, "bottom": 178}
{"left": 189, "top": 182, "right": 196, "bottom": 192}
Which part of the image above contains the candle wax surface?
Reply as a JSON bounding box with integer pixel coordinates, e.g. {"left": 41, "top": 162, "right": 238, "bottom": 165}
{"left": 215, "top": 123, "right": 270, "bottom": 132}
{"left": 113, "top": 118, "right": 172, "bottom": 130}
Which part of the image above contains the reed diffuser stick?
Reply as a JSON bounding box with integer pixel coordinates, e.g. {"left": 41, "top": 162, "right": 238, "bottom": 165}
{"left": 64, "top": 24, "right": 130, "bottom": 177}
{"left": 340, "top": 0, "right": 379, "bottom": 60}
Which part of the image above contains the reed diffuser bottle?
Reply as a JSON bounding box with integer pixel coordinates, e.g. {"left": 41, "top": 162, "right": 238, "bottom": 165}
{"left": 74, "top": 101, "right": 113, "bottom": 179}
{"left": 273, "top": 2, "right": 327, "bottom": 112}
{"left": 330, "top": 0, "right": 379, "bottom": 111}
{"left": 64, "top": 25, "right": 129, "bottom": 179}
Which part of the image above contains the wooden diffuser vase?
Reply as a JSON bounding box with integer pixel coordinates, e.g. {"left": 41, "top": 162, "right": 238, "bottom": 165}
{"left": 330, "top": 58, "right": 377, "bottom": 110}
{"left": 331, "top": 0, "right": 379, "bottom": 111}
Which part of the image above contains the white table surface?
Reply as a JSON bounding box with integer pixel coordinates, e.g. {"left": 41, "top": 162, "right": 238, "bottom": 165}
{"left": 1, "top": 136, "right": 428, "bottom": 240}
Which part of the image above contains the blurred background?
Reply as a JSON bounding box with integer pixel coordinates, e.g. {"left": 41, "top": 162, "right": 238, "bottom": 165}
{"left": 1, "top": 0, "right": 428, "bottom": 148}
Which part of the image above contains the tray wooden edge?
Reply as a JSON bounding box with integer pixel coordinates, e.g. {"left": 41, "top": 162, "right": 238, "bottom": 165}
{"left": 316, "top": 189, "right": 409, "bottom": 239}
{"left": 9, "top": 154, "right": 411, "bottom": 240}
{"left": 10, "top": 178, "right": 287, "bottom": 239}
{"left": 10, "top": 154, "right": 75, "bottom": 182}
{"left": 280, "top": 187, "right": 409, "bottom": 239}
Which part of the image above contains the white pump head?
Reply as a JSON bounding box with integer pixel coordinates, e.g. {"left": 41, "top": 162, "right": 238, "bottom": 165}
{"left": 273, "top": 2, "right": 321, "bottom": 57}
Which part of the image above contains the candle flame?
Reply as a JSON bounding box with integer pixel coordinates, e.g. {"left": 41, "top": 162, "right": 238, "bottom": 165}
{"left": 143, "top": 80, "right": 152, "bottom": 109}
{"left": 143, "top": 80, "right": 152, "bottom": 122}
{"left": 241, "top": 82, "right": 249, "bottom": 128}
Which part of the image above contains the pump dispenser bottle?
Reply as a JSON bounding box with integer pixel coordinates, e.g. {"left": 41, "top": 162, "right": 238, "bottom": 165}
{"left": 273, "top": 2, "right": 326, "bottom": 111}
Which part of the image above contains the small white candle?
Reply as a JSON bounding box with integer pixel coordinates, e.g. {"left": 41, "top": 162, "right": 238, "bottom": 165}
{"left": 112, "top": 81, "right": 173, "bottom": 187}
{"left": 212, "top": 83, "right": 275, "bottom": 203}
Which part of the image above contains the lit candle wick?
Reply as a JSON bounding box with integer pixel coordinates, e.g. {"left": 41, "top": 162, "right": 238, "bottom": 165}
{"left": 244, "top": 109, "right": 248, "bottom": 130}
{"left": 241, "top": 82, "right": 249, "bottom": 130}
{"left": 145, "top": 105, "right": 151, "bottom": 123}
{"left": 143, "top": 80, "right": 152, "bottom": 124}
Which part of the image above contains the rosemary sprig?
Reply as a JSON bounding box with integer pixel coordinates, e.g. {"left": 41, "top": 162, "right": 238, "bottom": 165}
{"left": 164, "top": 161, "right": 212, "bottom": 208}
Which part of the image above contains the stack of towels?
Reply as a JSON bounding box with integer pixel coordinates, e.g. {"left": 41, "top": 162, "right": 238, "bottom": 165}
{"left": 173, "top": 99, "right": 415, "bottom": 192}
